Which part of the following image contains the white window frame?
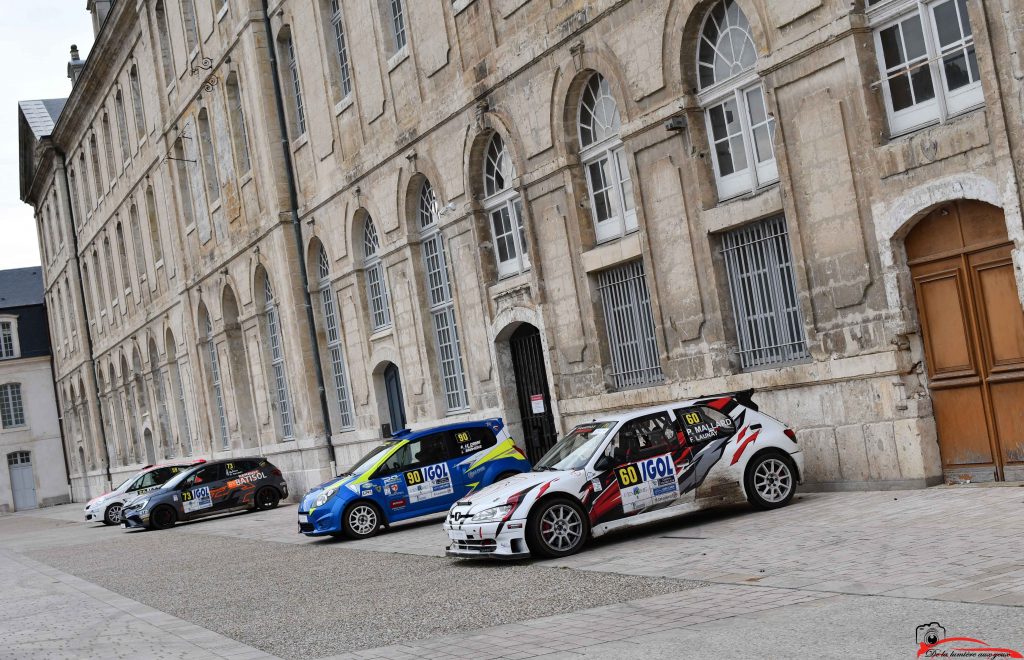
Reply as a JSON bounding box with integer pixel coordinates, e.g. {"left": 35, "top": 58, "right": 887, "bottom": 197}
{"left": 263, "top": 278, "right": 295, "bottom": 440}
{"left": 329, "top": 0, "right": 353, "bottom": 99}
{"left": 596, "top": 260, "right": 663, "bottom": 390}
{"left": 869, "top": 0, "right": 984, "bottom": 136}
{"left": 0, "top": 318, "right": 19, "bottom": 360}
{"left": 171, "top": 357, "right": 194, "bottom": 456}
{"left": 0, "top": 383, "right": 27, "bottom": 429}
{"left": 419, "top": 183, "right": 469, "bottom": 413}
{"left": 204, "top": 318, "right": 230, "bottom": 449}
{"left": 388, "top": 0, "right": 408, "bottom": 53}
{"left": 317, "top": 249, "right": 355, "bottom": 430}
{"left": 285, "top": 34, "right": 306, "bottom": 136}
{"left": 483, "top": 134, "right": 530, "bottom": 278}
{"left": 363, "top": 217, "right": 392, "bottom": 332}
{"left": 578, "top": 74, "right": 637, "bottom": 244}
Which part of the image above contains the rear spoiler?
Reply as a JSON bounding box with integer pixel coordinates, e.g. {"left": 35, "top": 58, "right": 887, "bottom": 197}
{"left": 694, "top": 388, "right": 758, "bottom": 411}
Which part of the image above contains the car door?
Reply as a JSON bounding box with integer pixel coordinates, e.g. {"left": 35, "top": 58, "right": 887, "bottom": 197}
{"left": 375, "top": 433, "right": 455, "bottom": 520}
{"left": 221, "top": 460, "right": 259, "bottom": 509}
{"left": 449, "top": 426, "right": 498, "bottom": 492}
{"left": 597, "top": 412, "right": 684, "bottom": 520}
{"left": 672, "top": 405, "right": 738, "bottom": 495}
{"left": 180, "top": 464, "right": 226, "bottom": 519}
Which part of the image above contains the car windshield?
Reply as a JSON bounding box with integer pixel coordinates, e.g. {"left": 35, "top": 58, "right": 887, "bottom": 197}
{"left": 342, "top": 441, "right": 399, "bottom": 477}
{"left": 534, "top": 422, "right": 617, "bottom": 471}
{"left": 161, "top": 466, "right": 202, "bottom": 490}
{"left": 113, "top": 474, "right": 137, "bottom": 492}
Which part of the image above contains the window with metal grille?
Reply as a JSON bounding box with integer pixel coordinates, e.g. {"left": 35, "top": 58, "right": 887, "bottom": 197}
{"left": 285, "top": 34, "right": 306, "bottom": 135}
{"left": 0, "top": 383, "right": 26, "bottom": 428}
{"left": 419, "top": 181, "right": 469, "bottom": 412}
{"left": 0, "top": 321, "right": 15, "bottom": 359}
{"left": 388, "top": 0, "right": 407, "bottom": 52}
{"left": 363, "top": 216, "right": 392, "bottom": 331}
{"left": 7, "top": 451, "right": 30, "bottom": 466}
{"left": 264, "top": 278, "right": 294, "bottom": 439}
{"left": 329, "top": 0, "right": 353, "bottom": 98}
{"left": 721, "top": 215, "right": 809, "bottom": 370}
{"left": 204, "top": 317, "right": 230, "bottom": 448}
{"left": 597, "top": 261, "right": 662, "bottom": 389}
{"left": 317, "top": 247, "right": 355, "bottom": 429}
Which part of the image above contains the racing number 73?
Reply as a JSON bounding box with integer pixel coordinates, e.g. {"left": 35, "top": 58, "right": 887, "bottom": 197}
{"left": 182, "top": 491, "right": 194, "bottom": 502}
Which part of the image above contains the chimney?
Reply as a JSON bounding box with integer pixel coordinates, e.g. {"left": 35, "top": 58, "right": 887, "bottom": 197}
{"left": 67, "top": 45, "right": 85, "bottom": 87}
{"left": 87, "top": 0, "right": 113, "bottom": 37}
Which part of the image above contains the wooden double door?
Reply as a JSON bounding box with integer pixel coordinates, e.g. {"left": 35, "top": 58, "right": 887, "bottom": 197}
{"left": 908, "top": 201, "right": 1024, "bottom": 482}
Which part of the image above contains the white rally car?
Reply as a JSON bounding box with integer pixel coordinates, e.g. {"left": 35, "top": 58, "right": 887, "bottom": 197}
{"left": 84, "top": 460, "right": 204, "bottom": 525}
{"left": 444, "top": 390, "right": 802, "bottom": 559}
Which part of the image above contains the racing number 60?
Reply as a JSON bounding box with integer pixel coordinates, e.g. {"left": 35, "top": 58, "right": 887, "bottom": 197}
{"left": 617, "top": 465, "right": 640, "bottom": 487}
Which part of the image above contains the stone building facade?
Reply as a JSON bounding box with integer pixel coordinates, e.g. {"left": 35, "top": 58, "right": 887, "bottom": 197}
{"left": 18, "top": 0, "right": 1024, "bottom": 501}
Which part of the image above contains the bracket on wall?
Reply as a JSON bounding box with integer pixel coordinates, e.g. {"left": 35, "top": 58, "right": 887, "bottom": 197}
{"left": 190, "top": 57, "right": 218, "bottom": 93}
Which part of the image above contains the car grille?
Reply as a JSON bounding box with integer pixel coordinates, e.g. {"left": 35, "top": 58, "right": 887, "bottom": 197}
{"left": 450, "top": 538, "right": 497, "bottom": 553}
{"left": 298, "top": 522, "right": 314, "bottom": 533}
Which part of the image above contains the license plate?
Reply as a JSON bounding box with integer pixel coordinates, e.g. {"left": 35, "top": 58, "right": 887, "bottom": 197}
{"left": 298, "top": 514, "right": 308, "bottom": 524}
{"left": 121, "top": 523, "right": 127, "bottom": 528}
{"left": 449, "top": 529, "right": 467, "bottom": 541}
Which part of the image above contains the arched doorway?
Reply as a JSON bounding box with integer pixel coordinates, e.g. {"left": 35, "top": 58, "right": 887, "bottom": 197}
{"left": 383, "top": 363, "right": 407, "bottom": 436}
{"left": 907, "top": 200, "right": 1024, "bottom": 482}
{"left": 143, "top": 429, "right": 156, "bottom": 466}
{"left": 508, "top": 324, "right": 557, "bottom": 463}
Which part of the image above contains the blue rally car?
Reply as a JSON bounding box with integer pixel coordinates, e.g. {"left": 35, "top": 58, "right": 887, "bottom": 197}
{"left": 298, "top": 419, "right": 531, "bottom": 539}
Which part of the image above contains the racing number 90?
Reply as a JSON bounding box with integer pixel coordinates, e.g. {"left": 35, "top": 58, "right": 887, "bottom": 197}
{"left": 617, "top": 465, "right": 640, "bottom": 487}
{"left": 404, "top": 470, "right": 423, "bottom": 486}
{"left": 455, "top": 431, "right": 470, "bottom": 444}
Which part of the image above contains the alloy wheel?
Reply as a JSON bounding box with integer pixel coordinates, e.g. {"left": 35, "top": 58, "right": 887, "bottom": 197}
{"left": 107, "top": 504, "right": 122, "bottom": 524}
{"left": 348, "top": 505, "right": 378, "bottom": 536}
{"left": 539, "top": 503, "right": 583, "bottom": 552}
{"left": 753, "top": 458, "right": 793, "bottom": 503}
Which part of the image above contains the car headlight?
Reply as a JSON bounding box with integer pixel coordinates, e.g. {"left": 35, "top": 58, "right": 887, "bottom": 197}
{"left": 133, "top": 498, "right": 150, "bottom": 510}
{"left": 470, "top": 504, "right": 514, "bottom": 524}
{"left": 314, "top": 486, "right": 340, "bottom": 508}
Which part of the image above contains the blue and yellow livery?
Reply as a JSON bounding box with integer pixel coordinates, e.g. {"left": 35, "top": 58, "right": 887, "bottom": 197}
{"left": 298, "top": 419, "right": 531, "bottom": 539}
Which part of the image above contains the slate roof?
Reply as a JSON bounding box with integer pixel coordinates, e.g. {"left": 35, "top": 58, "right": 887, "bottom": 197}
{"left": 18, "top": 99, "right": 67, "bottom": 139}
{"left": 0, "top": 267, "right": 45, "bottom": 309}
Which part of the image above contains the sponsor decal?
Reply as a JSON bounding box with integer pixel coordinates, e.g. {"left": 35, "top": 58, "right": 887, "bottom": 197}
{"left": 404, "top": 463, "right": 454, "bottom": 504}
{"left": 384, "top": 483, "right": 400, "bottom": 496}
{"left": 591, "top": 478, "right": 603, "bottom": 493}
{"left": 361, "top": 485, "right": 375, "bottom": 497}
{"left": 916, "top": 622, "right": 1022, "bottom": 658}
{"left": 383, "top": 474, "right": 402, "bottom": 486}
{"left": 389, "top": 498, "right": 407, "bottom": 509}
{"left": 615, "top": 453, "right": 679, "bottom": 514}
{"left": 456, "top": 431, "right": 483, "bottom": 454}
{"left": 228, "top": 470, "right": 266, "bottom": 488}
{"left": 182, "top": 486, "right": 212, "bottom": 513}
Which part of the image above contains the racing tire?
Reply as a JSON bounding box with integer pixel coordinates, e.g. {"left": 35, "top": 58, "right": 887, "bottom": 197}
{"left": 255, "top": 487, "right": 280, "bottom": 511}
{"left": 342, "top": 501, "right": 383, "bottom": 540}
{"left": 102, "top": 503, "right": 123, "bottom": 526}
{"left": 745, "top": 451, "right": 797, "bottom": 511}
{"left": 525, "top": 497, "right": 589, "bottom": 559}
{"left": 148, "top": 505, "right": 177, "bottom": 530}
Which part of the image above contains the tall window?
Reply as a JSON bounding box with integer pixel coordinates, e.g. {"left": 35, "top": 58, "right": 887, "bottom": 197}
{"left": 129, "top": 205, "right": 146, "bottom": 281}
{"left": 262, "top": 277, "right": 294, "bottom": 439}
{"left": 362, "top": 216, "right": 392, "bottom": 331}
{"left": 328, "top": 0, "right": 353, "bottom": 98}
{"left": 697, "top": 0, "right": 777, "bottom": 200}
{"left": 316, "top": 247, "right": 355, "bottom": 429}
{"left": 182, "top": 0, "right": 199, "bottom": 53}
{"left": 79, "top": 153, "right": 94, "bottom": 211}
{"left": 197, "top": 108, "right": 220, "bottom": 202}
{"left": 115, "top": 222, "right": 131, "bottom": 294}
{"left": 578, "top": 73, "right": 637, "bottom": 243}
{"left": 114, "top": 90, "right": 131, "bottom": 163}
{"left": 597, "top": 260, "right": 662, "bottom": 390}
{"left": 483, "top": 134, "right": 529, "bottom": 278}
{"left": 167, "top": 331, "right": 194, "bottom": 456}
{"left": 146, "top": 187, "right": 163, "bottom": 263}
{"left": 129, "top": 65, "right": 146, "bottom": 140}
{"left": 388, "top": 0, "right": 408, "bottom": 52}
{"left": 203, "top": 315, "right": 230, "bottom": 449}
{"left": 102, "top": 113, "right": 117, "bottom": 180}
{"left": 0, "top": 383, "right": 25, "bottom": 428}
{"left": 871, "top": 0, "right": 983, "bottom": 135}
{"left": 419, "top": 181, "right": 469, "bottom": 412}
{"left": 225, "top": 74, "right": 251, "bottom": 174}
{"left": 283, "top": 33, "right": 306, "bottom": 136}
{"left": 81, "top": 261, "right": 96, "bottom": 325}
{"left": 92, "top": 252, "right": 107, "bottom": 317}
{"left": 172, "top": 138, "right": 196, "bottom": 228}
{"left": 103, "top": 237, "right": 118, "bottom": 306}
{"left": 68, "top": 167, "right": 82, "bottom": 223}
{"left": 721, "top": 215, "right": 808, "bottom": 370}
{"left": 0, "top": 321, "right": 15, "bottom": 359}
{"left": 155, "top": 1, "right": 174, "bottom": 84}
{"left": 152, "top": 345, "right": 173, "bottom": 458}
{"left": 89, "top": 134, "right": 104, "bottom": 201}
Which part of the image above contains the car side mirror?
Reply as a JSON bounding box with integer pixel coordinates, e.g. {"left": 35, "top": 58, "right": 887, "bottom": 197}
{"left": 593, "top": 455, "right": 616, "bottom": 472}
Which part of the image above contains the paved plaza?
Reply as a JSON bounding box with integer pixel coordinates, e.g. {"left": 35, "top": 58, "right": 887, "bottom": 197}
{"left": 1, "top": 487, "right": 1022, "bottom": 659}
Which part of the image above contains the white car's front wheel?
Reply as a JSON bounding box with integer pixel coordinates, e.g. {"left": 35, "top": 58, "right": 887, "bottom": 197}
{"left": 526, "top": 497, "right": 589, "bottom": 558}
{"left": 103, "top": 503, "right": 123, "bottom": 526}
{"left": 745, "top": 451, "right": 796, "bottom": 510}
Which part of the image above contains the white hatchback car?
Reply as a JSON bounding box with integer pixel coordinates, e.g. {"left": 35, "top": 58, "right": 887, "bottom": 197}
{"left": 444, "top": 390, "right": 803, "bottom": 559}
{"left": 84, "top": 461, "right": 203, "bottom": 525}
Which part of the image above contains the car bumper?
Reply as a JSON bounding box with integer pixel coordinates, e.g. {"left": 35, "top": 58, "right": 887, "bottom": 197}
{"left": 791, "top": 450, "right": 805, "bottom": 483}
{"left": 121, "top": 510, "right": 149, "bottom": 529}
{"left": 443, "top": 520, "right": 531, "bottom": 559}
{"left": 297, "top": 506, "right": 341, "bottom": 536}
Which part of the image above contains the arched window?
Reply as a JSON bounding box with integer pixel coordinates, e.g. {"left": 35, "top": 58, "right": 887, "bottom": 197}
{"left": 114, "top": 90, "right": 131, "bottom": 164}
{"left": 181, "top": 0, "right": 199, "bottom": 53}
{"left": 145, "top": 186, "right": 163, "bottom": 263}
{"left": 483, "top": 133, "right": 529, "bottom": 278}
{"left": 281, "top": 31, "right": 306, "bottom": 136}
{"left": 197, "top": 108, "right": 220, "bottom": 202}
{"left": 578, "top": 73, "right": 637, "bottom": 243}
{"left": 101, "top": 113, "right": 116, "bottom": 180}
{"left": 362, "top": 215, "right": 392, "bottom": 331}
{"left": 166, "top": 329, "right": 194, "bottom": 456}
{"left": 115, "top": 222, "right": 131, "bottom": 294}
{"left": 316, "top": 246, "right": 354, "bottom": 429}
{"left": 225, "top": 73, "right": 251, "bottom": 174}
{"left": 261, "top": 276, "right": 294, "bottom": 439}
{"left": 129, "top": 64, "right": 146, "bottom": 140}
{"left": 68, "top": 167, "right": 82, "bottom": 224}
{"left": 129, "top": 204, "right": 146, "bottom": 281}
{"left": 154, "top": 1, "right": 174, "bottom": 84}
{"left": 89, "top": 134, "right": 104, "bottom": 201}
{"left": 202, "top": 310, "right": 230, "bottom": 449}
{"left": 79, "top": 153, "right": 93, "bottom": 211}
{"left": 419, "top": 181, "right": 469, "bottom": 412}
{"left": 103, "top": 236, "right": 118, "bottom": 304}
{"left": 697, "top": 0, "right": 776, "bottom": 199}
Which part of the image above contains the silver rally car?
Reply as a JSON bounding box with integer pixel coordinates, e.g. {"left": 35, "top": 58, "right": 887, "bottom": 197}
{"left": 444, "top": 390, "right": 803, "bottom": 559}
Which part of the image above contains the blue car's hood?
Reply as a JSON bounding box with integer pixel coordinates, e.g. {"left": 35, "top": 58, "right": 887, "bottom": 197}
{"left": 301, "top": 473, "right": 372, "bottom": 511}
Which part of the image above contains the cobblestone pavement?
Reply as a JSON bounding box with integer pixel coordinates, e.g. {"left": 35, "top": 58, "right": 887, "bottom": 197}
{"left": 2, "top": 486, "right": 1023, "bottom": 658}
